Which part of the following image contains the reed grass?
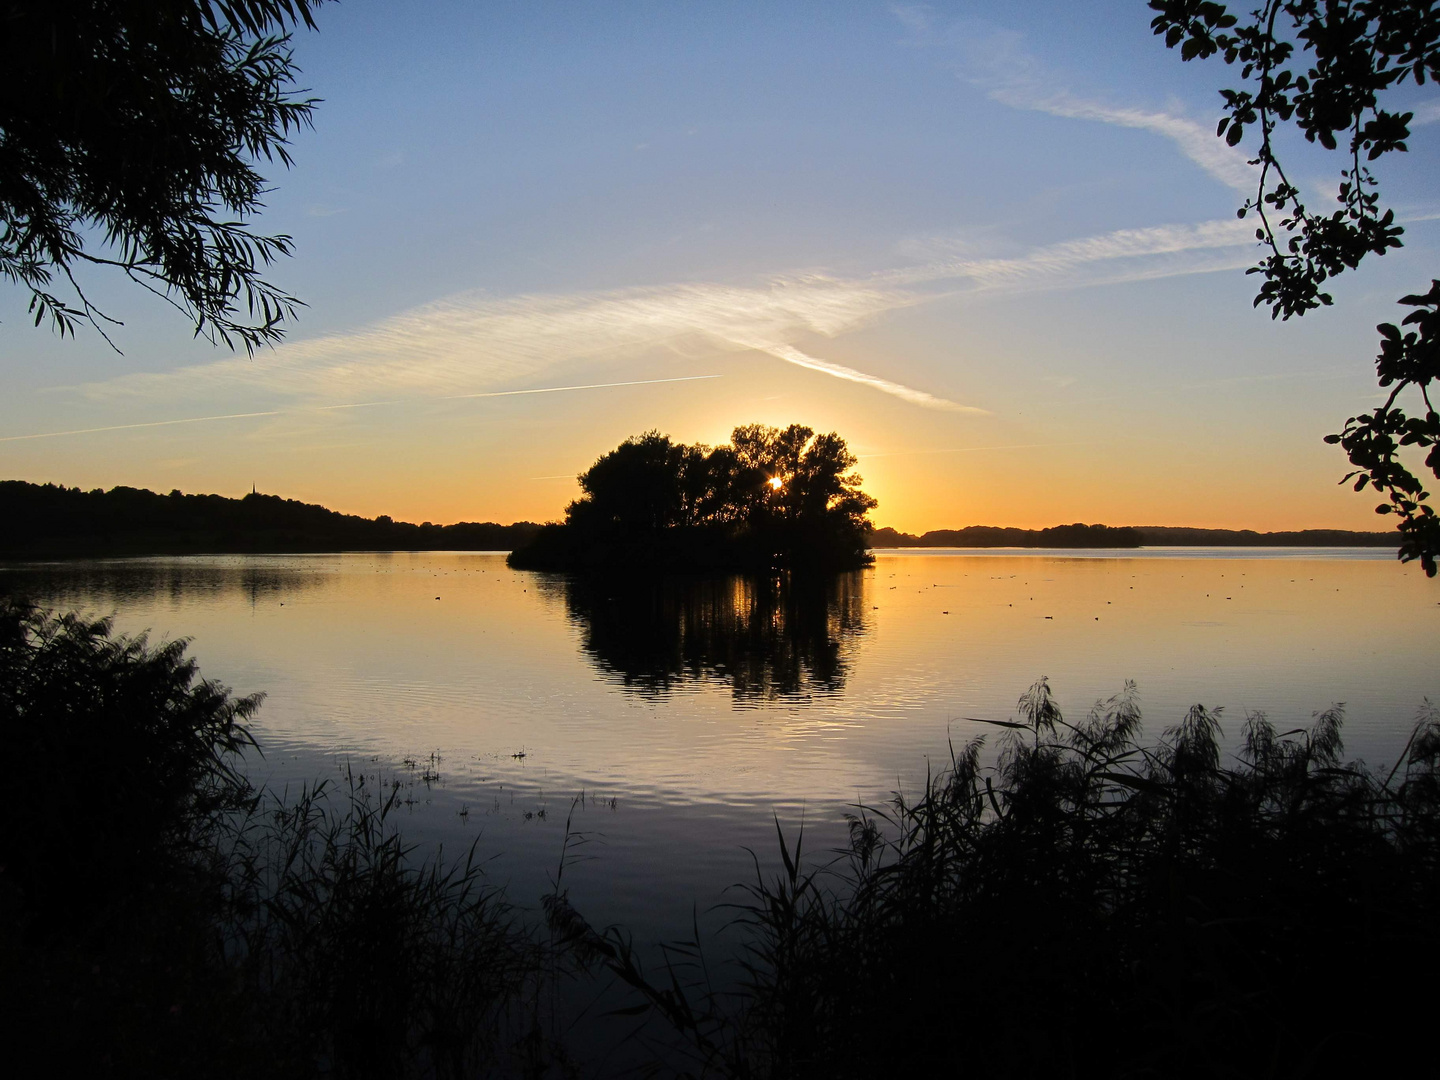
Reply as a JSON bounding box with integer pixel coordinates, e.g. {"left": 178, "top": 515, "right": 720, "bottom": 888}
{"left": 0, "top": 600, "right": 571, "bottom": 1078}
{"left": 595, "top": 678, "right": 1440, "bottom": 1077}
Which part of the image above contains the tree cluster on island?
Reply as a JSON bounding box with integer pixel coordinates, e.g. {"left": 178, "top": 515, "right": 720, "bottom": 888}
{"left": 507, "top": 424, "right": 878, "bottom": 573}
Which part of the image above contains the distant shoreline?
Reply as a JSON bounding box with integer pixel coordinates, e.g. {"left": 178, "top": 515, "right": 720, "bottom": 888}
{"left": 0, "top": 481, "right": 1398, "bottom": 559}
{"left": 868, "top": 524, "right": 1397, "bottom": 549}
{"left": 0, "top": 480, "right": 542, "bottom": 560}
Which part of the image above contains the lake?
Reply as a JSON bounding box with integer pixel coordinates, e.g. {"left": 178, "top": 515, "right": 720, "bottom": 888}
{"left": 4, "top": 548, "right": 1436, "bottom": 941}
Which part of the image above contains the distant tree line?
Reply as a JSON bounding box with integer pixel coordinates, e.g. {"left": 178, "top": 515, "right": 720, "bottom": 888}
{"left": 869, "top": 523, "right": 1397, "bottom": 549}
{"left": 1, "top": 479, "right": 1397, "bottom": 561}
{"left": 870, "top": 524, "right": 1142, "bottom": 549}
{"left": 0, "top": 481, "right": 541, "bottom": 558}
{"left": 507, "top": 424, "right": 877, "bottom": 572}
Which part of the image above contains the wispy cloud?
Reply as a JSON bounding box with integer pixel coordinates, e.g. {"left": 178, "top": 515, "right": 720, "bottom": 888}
{"left": 887, "top": 217, "right": 1255, "bottom": 290}
{"left": 76, "top": 215, "right": 1257, "bottom": 416}
{"left": 1411, "top": 100, "right": 1440, "bottom": 126}
{"left": 899, "top": 13, "right": 1255, "bottom": 194}
{"left": 995, "top": 89, "right": 1256, "bottom": 194}
{"left": 6, "top": 378, "right": 725, "bottom": 442}
{"left": 857, "top": 440, "right": 1095, "bottom": 459}
{"left": 82, "top": 276, "right": 953, "bottom": 409}
{"left": 446, "top": 374, "right": 723, "bottom": 400}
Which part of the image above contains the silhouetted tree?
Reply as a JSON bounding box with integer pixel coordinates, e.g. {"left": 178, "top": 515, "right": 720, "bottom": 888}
{"left": 1150, "top": 1, "right": 1439, "bottom": 573}
{"left": 513, "top": 424, "right": 877, "bottom": 570}
{"left": 568, "top": 424, "right": 875, "bottom": 539}
{"left": 568, "top": 431, "right": 701, "bottom": 530}
{"left": 1, "top": 0, "right": 324, "bottom": 351}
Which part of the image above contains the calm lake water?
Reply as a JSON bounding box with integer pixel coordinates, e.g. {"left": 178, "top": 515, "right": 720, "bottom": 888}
{"left": 5, "top": 548, "right": 1437, "bottom": 939}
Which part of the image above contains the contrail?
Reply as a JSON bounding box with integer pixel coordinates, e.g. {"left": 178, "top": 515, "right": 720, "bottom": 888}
{"left": 1, "top": 376, "right": 724, "bottom": 443}
{"left": 444, "top": 373, "right": 723, "bottom": 399}
{"left": 758, "top": 344, "right": 982, "bottom": 413}
{"left": 856, "top": 441, "right": 1095, "bottom": 459}
{"left": 0, "top": 410, "right": 282, "bottom": 443}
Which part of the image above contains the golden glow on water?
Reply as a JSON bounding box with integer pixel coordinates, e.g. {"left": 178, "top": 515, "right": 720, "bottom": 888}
{"left": 5, "top": 549, "right": 1434, "bottom": 929}
{"left": 9, "top": 549, "right": 1434, "bottom": 793}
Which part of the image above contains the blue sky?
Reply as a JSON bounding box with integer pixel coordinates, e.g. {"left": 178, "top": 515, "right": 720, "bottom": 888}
{"left": 3, "top": 0, "right": 1437, "bottom": 530}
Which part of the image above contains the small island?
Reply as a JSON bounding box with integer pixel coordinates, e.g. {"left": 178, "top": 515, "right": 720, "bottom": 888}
{"left": 507, "top": 424, "right": 877, "bottom": 573}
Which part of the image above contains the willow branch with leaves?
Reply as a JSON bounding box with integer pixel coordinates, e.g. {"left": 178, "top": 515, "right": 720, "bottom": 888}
{"left": 1, "top": 0, "right": 325, "bottom": 353}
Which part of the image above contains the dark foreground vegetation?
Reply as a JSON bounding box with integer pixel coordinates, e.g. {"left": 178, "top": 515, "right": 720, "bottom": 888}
{"left": 508, "top": 425, "right": 876, "bottom": 573}
{"left": 0, "top": 601, "right": 558, "bottom": 1078}
{"left": 0, "top": 481, "right": 541, "bottom": 557}
{"left": 5, "top": 599, "right": 1439, "bottom": 1077}
{"left": 594, "top": 682, "right": 1440, "bottom": 1077}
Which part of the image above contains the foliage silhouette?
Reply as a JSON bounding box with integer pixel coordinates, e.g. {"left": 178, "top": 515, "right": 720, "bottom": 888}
{"left": 553, "top": 570, "right": 868, "bottom": 700}
{"left": 1, "top": 0, "right": 325, "bottom": 351}
{"left": 0, "top": 600, "right": 259, "bottom": 936}
{"left": 509, "top": 425, "right": 877, "bottom": 573}
{"left": 569, "top": 678, "right": 1440, "bottom": 1078}
{"left": 0, "top": 600, "right": 562, "bottom": 1078}
{"left": 1150, "top": 1, "right": 1440, "bottom": 573}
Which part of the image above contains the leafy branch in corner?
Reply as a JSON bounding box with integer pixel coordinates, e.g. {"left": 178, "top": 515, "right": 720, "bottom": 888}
{"left": 1150, "top": 0, "right": 1440, "bottom": 574}
{"left": 0, "top": 0, "right": 326, "bottom": 353}
{"left": 1327, "top": 281, "right": 1440, "bottom": 575}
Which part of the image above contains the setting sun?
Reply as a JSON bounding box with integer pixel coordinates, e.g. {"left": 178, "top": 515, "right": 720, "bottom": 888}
{"left": 767, "top": 477, "right": 784, "bottom": 491}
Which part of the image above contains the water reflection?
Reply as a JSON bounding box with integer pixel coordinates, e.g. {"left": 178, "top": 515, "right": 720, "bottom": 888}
{"left": 0, "top": 557, "right": 328, "bottom": 609}
{"left": 551, "top": 571, "right": 870, "bottom": 701}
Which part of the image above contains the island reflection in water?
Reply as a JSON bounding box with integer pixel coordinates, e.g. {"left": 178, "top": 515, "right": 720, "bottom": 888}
{"left": 542, "top": 571, "right": 869, "bottom": 701}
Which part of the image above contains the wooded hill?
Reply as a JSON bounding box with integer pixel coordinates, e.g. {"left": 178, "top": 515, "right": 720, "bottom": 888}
{"left": 0, "top": 481, "right": 541, "bottom": 558}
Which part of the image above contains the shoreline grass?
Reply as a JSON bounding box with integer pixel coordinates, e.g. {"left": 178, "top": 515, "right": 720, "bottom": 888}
{"left": 588, "top": 680, "right": 1440, "bottom": 1077}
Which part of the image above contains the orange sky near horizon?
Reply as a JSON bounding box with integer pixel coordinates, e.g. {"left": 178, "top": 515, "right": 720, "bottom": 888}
{"left": 5, "top": 334, "right": 1386, "bottom": 537}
